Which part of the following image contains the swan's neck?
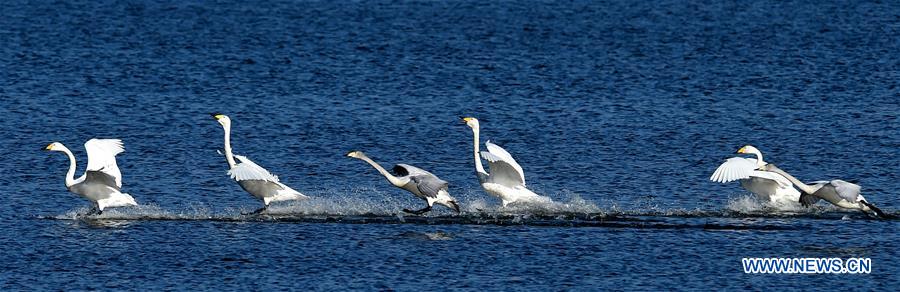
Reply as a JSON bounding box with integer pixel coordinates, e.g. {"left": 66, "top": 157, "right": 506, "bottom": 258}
{"left": 357, "top": 154, "right": 404, "bottom": 187}
{"left": 767, "top": 166, "right": 816, "bottom": 194}
{"left": 60, "top": 146, "right": 78, "bottom": 187}
{"left": 471, "top": 127, "right": 488, "bottom": 181}
{"left": 222, "top": 123, "right": 237, "bottom": 168}
{"left": 750, "top": 149, "right": 765, "bottom": 168}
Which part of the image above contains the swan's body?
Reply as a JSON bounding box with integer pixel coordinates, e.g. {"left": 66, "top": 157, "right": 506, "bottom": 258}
{"left": 462, "top": 117, "right": 552, "bottom": 207}
{"left": 764, "top": 164, "right": 887, "bottom": 218}
{"left": 347, "top": 151, "right": 459, "bottom": 214}
{"left": 213, "top": 114, "right": 307, "bottom": 213}
{"left": 44, "top": 139, "right": 138, "bottom": 214}
{"left": 710, "top": 145, "right": 800, "bottom": 206}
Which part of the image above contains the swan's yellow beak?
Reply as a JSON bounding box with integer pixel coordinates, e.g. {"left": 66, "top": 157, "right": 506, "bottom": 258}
{"left": 736, "top": 146, "right": 746, "bottom": 154}
{"left": 212, "top": 113, "right": 225, "bottom": 120}
{"left": 461, "top": 117, "right": 474, "bottom": 123}
{"left": 44, "top": 144, "right": 53, "bottom": 151}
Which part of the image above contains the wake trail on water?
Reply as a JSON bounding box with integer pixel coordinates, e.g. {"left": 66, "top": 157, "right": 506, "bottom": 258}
{"left": 34, "top": 192, "right": 898, "bottom": 230}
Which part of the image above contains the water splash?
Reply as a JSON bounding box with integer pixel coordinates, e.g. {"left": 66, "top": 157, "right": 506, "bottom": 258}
{"left": 36, "top": 190, "right": 895, "bottom": 226}
{"left": 725, "top": 194, "right": 806, "bottom": 214}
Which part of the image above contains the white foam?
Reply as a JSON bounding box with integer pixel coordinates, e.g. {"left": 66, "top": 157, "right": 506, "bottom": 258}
{"left": 725, "top": 194, "right": 806, "bottom": 214}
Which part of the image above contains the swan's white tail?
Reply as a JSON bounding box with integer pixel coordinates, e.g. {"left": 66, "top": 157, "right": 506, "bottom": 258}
{"left": 97, "top": 193, "right": 138, "bottom": 210}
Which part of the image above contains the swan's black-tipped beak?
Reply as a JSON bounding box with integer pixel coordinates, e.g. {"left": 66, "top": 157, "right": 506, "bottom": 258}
{"left": 211, "top": 113, "right": 224, "bottom": 120}
{"left": 346, "top": 150, "right": 359, "bottom": 157}
{"left": 43, "top": 144, "right": 53, "bottom": 151}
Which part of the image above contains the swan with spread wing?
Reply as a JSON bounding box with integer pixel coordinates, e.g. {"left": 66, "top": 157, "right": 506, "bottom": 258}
{"left": 710, "top": 145, "right": 800, "bottom": 206}
{"left": 462, "top": 117, "right": 552, "bottom": 206}
{"left": 763, "top": 164, "right": 889, "bottom": 218}
{"left": 44, "top": 139, "right": 138, "bottom": 214}
{"left": 212, "top": 114, "right": 307, "bottom": 214}
{"left": 347, "top": 151, "right": 460, "bottom": 214}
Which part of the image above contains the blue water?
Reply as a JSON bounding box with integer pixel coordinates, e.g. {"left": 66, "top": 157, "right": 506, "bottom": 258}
{"left": 2, "top": 0, "right": 898, "bottom": 290}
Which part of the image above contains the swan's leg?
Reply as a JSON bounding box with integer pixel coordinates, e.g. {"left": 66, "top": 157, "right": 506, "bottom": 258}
{"left": 402, "top": 205, "right": 432, "bottom": 215}
{"left": 860, "top": 201, "right": 891, "bottom": 219}
{"left": 859, "top": 209, "right": 875, "bottom": 219}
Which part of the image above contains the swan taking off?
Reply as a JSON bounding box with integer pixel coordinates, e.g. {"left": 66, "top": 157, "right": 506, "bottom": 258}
{"left": 710, "top": 145, "right": 800, "bottom": 206}
{"left": 212, "top": 114, "right": 307, "bottom": 214}
{"left": 43, "top": 139, "right": 138, "bottom": 214}
{"left": 461, "top": 117, "right": 552, "bottom": 207}
{"left": 347, "top": 151, "right": 460, "bottom": 214}
{"left": 764, "top": 164, "right": 889, "bottom": 218}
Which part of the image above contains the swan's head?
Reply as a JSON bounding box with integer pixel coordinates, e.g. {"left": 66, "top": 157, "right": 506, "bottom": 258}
{"left": 346, "top": 150, "right": 365, "bottom": 159}
{"left": 738, "top": 145, "right": 766, "bottom": 167}
{"left": 461, "top": 117, "right": 480, "bottom": 129}
{"left": 43, "top": 142, "right": 66, "bottom": 152}
{"left": 211, "top": 113, "right": 231, "bottom": 127}
{"left": 736, "top": 145, "right": 761, "bottom": 155}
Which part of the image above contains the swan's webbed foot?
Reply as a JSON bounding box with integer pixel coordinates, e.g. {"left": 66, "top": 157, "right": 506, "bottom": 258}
{"left": 860, "top": 201, "right": 893, "bottom": 219}
{"left": 402, "top": 206, "right": 432, "bottom": 215}
{"left": 242, "top": 207, "right": 267, "bottom": 216}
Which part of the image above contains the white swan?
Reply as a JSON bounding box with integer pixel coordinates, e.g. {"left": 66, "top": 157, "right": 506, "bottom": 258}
{"left": 710, "top": 145, "right": 800, "bottom": 206}
{"left": 764, "top": 164, "right": 888, "bottom": 218}
{"left": 462, "top": 117, "right": 552, "bottom": 207}
{"left": 347, "top": 151, "right": 460, "bottom": 214}
{"left": 44, "top": 139, "right": 138, "bottom": 214}
{"left": 212, "top": 114, "right": 307, "bottom": 214}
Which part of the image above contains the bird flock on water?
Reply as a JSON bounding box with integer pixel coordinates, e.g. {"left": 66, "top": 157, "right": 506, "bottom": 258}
{"left": 43, "top": 114, "right": 890, "bottom": 219}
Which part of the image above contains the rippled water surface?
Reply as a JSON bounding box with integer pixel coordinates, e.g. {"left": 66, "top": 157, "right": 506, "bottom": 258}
{"left": 1, "top": 0, "right": 898, "bottom": 290}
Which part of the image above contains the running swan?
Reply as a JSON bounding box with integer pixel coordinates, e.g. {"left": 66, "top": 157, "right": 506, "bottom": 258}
{"left": 44, "top": 139, "right": 138, "bottom": 214}
{"left": 763, "top": 164, "right": 888, "bottom": 218}
{"left": 462, "top": 117, "right": 552, "bottom": 206}
{"left": 710, "top": 145, "right": 800, "bottom": 206}
{"left": 347, "top": 151, "right": 460, "bottom": 214}
{"left": 212, "top": 114, "right": 307, "bottom": 214}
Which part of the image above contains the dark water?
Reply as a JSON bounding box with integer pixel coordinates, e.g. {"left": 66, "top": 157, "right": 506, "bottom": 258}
{"left": 2, "top": 0, "right": 898, "bottom": 290}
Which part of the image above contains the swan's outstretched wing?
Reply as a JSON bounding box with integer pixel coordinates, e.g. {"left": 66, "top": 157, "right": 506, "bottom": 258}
{"left": 393, "top": 164, "right": 448, "bottom": 198}
{"left": 710, "top": 157, "right": 757, "bottom": 183}
{"left": 485, "top": 141, "right": 525, "bottom": 180}
{"left": 829, "top": 180, "right": 862, "bottom": 202}
{"left": 410, "top": 175, "right": 449, "bottom": 199}
{"left": 480, "top": 141, "right": 526, "bottom": 187}
{"left": 84, "top": 171, "right": 121, "bottom": 190}
{"left": 229, "top": 155, "right": 280, "bottom": 183}
{"left": 710, "top": 157, "right": 790, "bottom": 186}
{"left": 84, "top": 139, "right": 125, "bottom": 188}
{"left": 393, "top": 164, "right": 435, "bottom": 178}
